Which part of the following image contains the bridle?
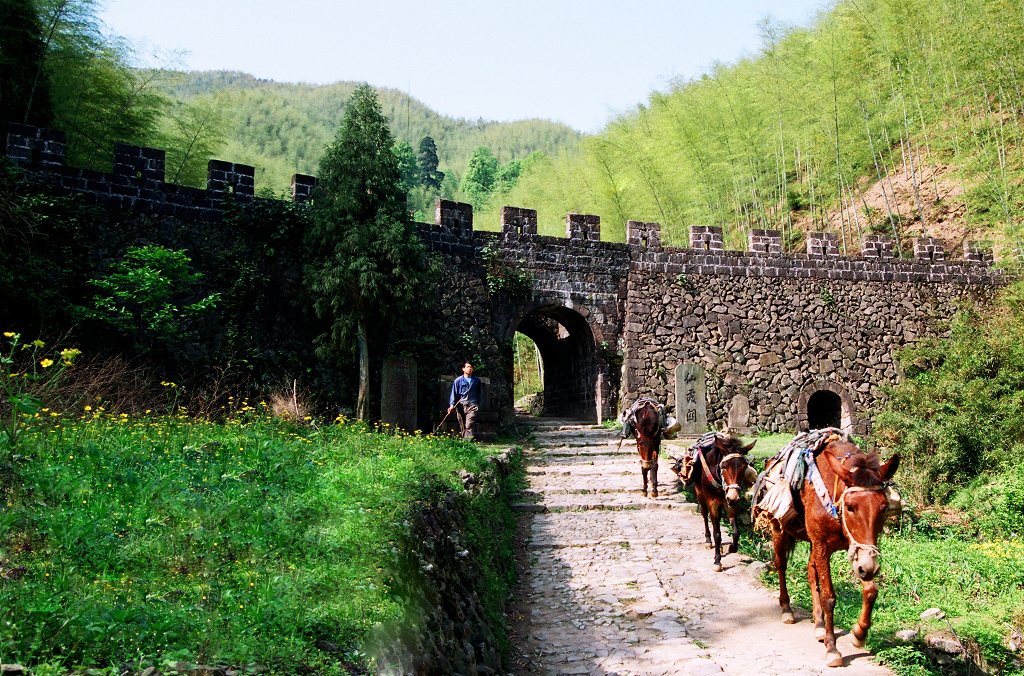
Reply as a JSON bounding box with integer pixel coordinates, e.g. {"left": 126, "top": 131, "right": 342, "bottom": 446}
{"left": 836, "top": 484, "right": 885, "bottom": 563}
{"left": 718, "top": 452, "right": 748, "bottom": 493}
{"left": 695, "top": 445, "right": 749, "bottom": 494}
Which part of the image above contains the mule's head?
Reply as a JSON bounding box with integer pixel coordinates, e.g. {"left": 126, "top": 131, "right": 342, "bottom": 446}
{"left": 716, "top": 435, "right": 756, "bottom": 505}
{"left": 823, "top": 441, "right": 900, "bottom": 581}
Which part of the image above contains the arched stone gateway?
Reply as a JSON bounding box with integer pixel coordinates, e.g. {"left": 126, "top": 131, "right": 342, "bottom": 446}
{"left": 796, "top": 381, "right": 859, "bottom": 434}
{"left": 511, "top": 304, "right": 603, "bottom": 421}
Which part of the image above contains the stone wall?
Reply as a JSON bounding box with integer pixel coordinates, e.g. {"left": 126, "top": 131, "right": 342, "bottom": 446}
{"left": 368, "top": 449, "right": 518, "bottom": 675}
{"left": 6, "top": 123, "right": 1005, "bottom": 433}
{"left": 624, "top": 228, "right": 1000, "bottom": 433}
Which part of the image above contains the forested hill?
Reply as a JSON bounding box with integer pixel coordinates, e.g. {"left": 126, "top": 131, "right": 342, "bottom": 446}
{"left": 156, "top": 70, "right": 582, "bottom": 195}
{"left": 484, "top": 0, "right": 1024, "bottom": 253}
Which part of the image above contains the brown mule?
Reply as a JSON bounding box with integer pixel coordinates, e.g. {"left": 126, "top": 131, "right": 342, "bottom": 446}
{"left": 632, "top": 401, "right": 662, "bottom": 498}
{"left": 673, "top": 433, "right": 755, "bottom": 571}
{"left": 755, "top": 432, "right": 899, "bottom": 667}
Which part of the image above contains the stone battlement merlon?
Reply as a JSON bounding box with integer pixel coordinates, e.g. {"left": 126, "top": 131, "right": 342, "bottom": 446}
{"left": 5, "top": 123, "right": 318, "bottom": 209}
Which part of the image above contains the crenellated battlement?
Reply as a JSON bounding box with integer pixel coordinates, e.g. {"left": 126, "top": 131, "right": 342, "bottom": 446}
{"left": 5, "top": 123, "right": 316, "bottom": 217}
{"left": 5, "top": 123, "right": 1002, "bottom": 286}
{"left": 3, "top": 124, "right": 1008, "bottom": 434}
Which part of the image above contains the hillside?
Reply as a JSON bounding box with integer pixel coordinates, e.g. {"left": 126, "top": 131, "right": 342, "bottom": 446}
{"left": 481, "top": 0, "right": 1024, "bottom": 255}
{"left": 155, "top": 70, "right": 583, "bottom": 195}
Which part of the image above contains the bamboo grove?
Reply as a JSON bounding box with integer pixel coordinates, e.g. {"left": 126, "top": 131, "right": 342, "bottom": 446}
{"left": 482, "top": 0, "right": 1024, "bottom": 257}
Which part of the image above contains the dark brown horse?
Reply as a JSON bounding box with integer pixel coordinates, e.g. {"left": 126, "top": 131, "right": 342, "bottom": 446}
{"left": 632, "top": 401, "right": 662, "bottom": 498}
{"left": 755, "top": 433, "right": 899, "bottom": 667}
{"left": 673, "top": 433, "right": 755, "bottom": 571}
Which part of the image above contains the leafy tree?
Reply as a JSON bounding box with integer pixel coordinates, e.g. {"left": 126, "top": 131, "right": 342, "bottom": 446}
{"left": 461, "top": 146, "right": 498, "bottom": 207}
{"left": 306, "top": 84, "right": 437, "bottom": 420}
{"left": 36, "top": 0, "right": 167, "bottom": 169}
{"left": 0, "top": 0, "right": 53, "bottom": 127}
{"left": 74, "top": 245, "right": 220, "bottom": 356}
{"left": 417, "top": 136, "right": 445, "bottom": 191}
{"left": 495, "top": 158, "right": 522, "bottom": 194}
{"left": 393, "top": 139, "right": 418, "bottom": 193}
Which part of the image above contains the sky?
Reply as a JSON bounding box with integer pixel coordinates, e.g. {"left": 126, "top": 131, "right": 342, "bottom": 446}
{"left": 99, "top": 0, "right": 832, "bottom": 134}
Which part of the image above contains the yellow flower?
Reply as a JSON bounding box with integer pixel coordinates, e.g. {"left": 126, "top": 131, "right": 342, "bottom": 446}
{"left": 2, "top": 332, "right": 14, "bottom": 338}
{"left": 32, "top": 339, "right": 45, "bottom": 348}
{"left": 40, "top": 359, "right": 54, "bottom": 368}
{"left": 84, "top": 405, "right": 92, "bottom": 412}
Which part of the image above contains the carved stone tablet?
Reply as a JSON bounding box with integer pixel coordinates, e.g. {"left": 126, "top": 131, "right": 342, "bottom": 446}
{"left": 674, "top": 363, "right": 707, "bottom": 434}
{"left": 382, "top": 356, "right": 417, "bottom": 432}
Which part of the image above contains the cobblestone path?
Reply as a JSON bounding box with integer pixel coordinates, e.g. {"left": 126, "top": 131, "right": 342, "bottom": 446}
{"left": 507, "top": 417, "right": 892, "bottom": 676}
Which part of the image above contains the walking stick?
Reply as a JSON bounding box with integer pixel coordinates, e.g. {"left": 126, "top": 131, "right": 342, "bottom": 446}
{"left": 432, "top": 407, "right": 456, "bottom": 435}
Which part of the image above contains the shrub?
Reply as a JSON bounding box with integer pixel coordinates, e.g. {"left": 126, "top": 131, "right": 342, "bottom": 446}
{"left": 74, "top": 245, "right": 220, "bottom": 356}
{"left": 875, "top": 282, "right": 1024, "bottom": 503}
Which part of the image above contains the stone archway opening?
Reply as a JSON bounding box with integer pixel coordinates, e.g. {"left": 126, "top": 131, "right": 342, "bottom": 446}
{"left": 513, "top": 305, "right": 598, "bottom": 420}
{"left": 807, "top": 390, "right": 842, "bottom": 430}
{"left": 797, "top": 381, "right": 856, "bottom": 433}
{"left": 512, "top": 332, "right": 544, "bottom": 415}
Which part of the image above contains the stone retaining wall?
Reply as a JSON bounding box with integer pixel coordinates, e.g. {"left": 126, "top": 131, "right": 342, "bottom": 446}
{"left": 369, "top": 449, "right": 518, "bottom": 675}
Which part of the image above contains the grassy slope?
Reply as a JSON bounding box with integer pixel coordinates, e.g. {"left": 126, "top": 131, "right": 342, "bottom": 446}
{"left": 0, "top": 412, "right": 515, "bottom": 673}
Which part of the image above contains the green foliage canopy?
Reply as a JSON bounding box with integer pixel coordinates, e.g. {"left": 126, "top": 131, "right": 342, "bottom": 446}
{"left": 305, "top": 84, "right": 438, "bottom": 417}
{"left": 875, "top": 281, "right": 1024, "bottom": 507}
{"left": 74, "top": 245, "right": 220, "bottom": 355}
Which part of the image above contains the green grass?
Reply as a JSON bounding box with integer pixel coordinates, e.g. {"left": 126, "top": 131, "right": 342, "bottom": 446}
{"left": 0, "top": 411, "right": 515, "bottom": 673}
{"left": 742, "top": 515, "right": 1024, "bottom": 675}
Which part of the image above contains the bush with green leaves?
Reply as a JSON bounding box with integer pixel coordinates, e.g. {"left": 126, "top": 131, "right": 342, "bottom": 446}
{"left": 480, "top": 243, "right": 534, "bottom": 299}
{"left": 74, "top": 245, "right": 220, "bottom": 355}
{"left": 875, "top": 281, "right": 1024, "bottom": 506}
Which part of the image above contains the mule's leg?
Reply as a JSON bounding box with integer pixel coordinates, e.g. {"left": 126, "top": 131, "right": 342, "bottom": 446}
{"left": 772, "top": 527, "right": 796, "bottom": 623}
{"left": 649, "top": 452, "right": 659, "bottom": 497}
{"left": 711, "top": 503, "right": 724, "bottom": 571}
{"left": 727, "top": 505, "right": 739, "bottom": 554}
{"left": 851, "top": 580, "right": 878, "bottom": 647}
{"left": 806, "top": 555, "right": 826, "bottom": 642}
{"left": 640, "top": 459, "right": 649, "bottom": 496}
{"left": 812, "top": 548, "right": 842, "bottom": 667}
{"left": 700, "top": 502, "right": 712, "bottom": 546}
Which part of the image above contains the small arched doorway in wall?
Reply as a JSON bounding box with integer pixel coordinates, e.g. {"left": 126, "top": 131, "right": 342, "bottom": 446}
{"left": 796, "top": 381, "right": 856, "bottom": 433}
{"left": 512, "top": 304, "right": 598, "bottom": 421}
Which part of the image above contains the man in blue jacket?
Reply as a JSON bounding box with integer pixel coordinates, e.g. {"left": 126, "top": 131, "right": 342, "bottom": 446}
{"left": 448, "top": 361, "right": 481, "bottom": 440}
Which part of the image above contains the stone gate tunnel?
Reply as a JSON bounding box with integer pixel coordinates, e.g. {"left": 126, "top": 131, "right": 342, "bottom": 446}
{"left": 514, "top": 304, "right": 599, "bottom": 420}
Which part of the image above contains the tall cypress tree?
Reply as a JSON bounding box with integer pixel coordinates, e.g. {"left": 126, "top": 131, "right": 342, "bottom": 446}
{"left": 417, "top": 136, "right": 445, "bottom": 192}
{"left": 306, "top": 84, "right": 436, "bottom": 420}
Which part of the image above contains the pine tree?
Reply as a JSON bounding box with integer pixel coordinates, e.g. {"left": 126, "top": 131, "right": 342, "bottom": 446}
{"left": 305, "top": 84, "right": 436, "bottom": 420}
{"left": 417, "top": 136, "right": 445, "bottom": 191}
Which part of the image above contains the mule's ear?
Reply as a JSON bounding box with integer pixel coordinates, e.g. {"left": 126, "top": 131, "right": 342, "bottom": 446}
{"left": 823, "top": 450, "right": 853, "bottom": 485}
{"left": 879, "top": 453, "right": 900, "bottom": 482}
{"left": 741, "top": 440, "right": 756, "bottom": 454}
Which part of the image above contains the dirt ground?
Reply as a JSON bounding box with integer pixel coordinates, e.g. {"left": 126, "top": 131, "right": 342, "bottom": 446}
{"left": 503, "top": 419, "right": 894, "bottom": 676}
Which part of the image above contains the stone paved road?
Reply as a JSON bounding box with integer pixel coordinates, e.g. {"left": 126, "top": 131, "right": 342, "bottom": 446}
{"left": 507, "top": 417, "right": 892, "bottom": 676}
